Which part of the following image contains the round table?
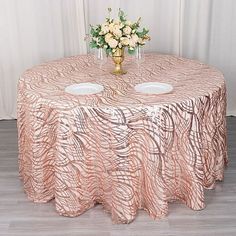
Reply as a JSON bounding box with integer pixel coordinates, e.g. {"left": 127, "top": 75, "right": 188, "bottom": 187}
{"left": 17, "top": 53, "right": 227, "bottom": 223}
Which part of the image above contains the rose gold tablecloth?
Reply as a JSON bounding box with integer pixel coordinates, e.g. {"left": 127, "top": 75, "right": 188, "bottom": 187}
{"left": 17, "top": 54, "right": 227, "bottom": 223}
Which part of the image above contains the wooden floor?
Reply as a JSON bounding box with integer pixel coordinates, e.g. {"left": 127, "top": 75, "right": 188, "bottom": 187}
{"left": 0, "top": 117, "right": 236, "bottom": 236}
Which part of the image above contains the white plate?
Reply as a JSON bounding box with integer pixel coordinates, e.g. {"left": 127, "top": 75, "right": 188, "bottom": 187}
{"left": 134, "top": 82, "right": 173, "bottom": 94}
{"left": 65, "top": 83, "right": 104, "bottom": 95}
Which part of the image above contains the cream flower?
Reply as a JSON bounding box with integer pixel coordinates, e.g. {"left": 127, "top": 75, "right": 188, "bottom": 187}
{"left": 111, "top": 20, "right": 122, "bottom": 28}
{"left": 131, "top": 34, "right": 139, "bottom": 43}
{"left": 113, "top": 24, "right": 120, "bottom": 32}
{"left": 108, "top": 38, "right": 118, "bottom": 48}
{"left": 138, "top": 38, "right": 145, "bottom": 45}
{"left": 129, "top": 39, "right": 136, "bottom": 48}
{"left": 105, "top": 33, "right": 113, "bottom": 43}
{"left": 123, "top": 26, "right": 132, "bottom": 35}
{"left": 113, "top": 29, "right": 122, "bottom": 38}
{"left": 108, "top": 23, "right": 115, "bottom": 32}
{"left": 121, "top": 37, "right": 130, "bottom": 46}
{"left": 128, "top": 34, "right": 139, "bottom": 47}
{"left": 119, "top": 22, "right": 124, "bottom": 29}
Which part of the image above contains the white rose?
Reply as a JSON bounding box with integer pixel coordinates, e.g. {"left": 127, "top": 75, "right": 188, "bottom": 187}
{"left": 109, "top": 23, "right": 120, "bottom": 32}
{"left": 121, "top": 37, "right": 130, "bottom": 46}
{"left": 131, "top": 34, "right": 139, "bottom": 43}
{"left": 109, "top": 23, "right": 115, "bottom": 32}
{"left": 119, "top": 22, "right": 124, "bottom": 29}
{"left": 129, "top": 39, "right": 136, "bottom": 48}
{"left": 105, "top": 33, "right": 113, "bottom": 43}
{"left": 108, "top": 38, "right": 118, "bottom": 48}
{"left": 113, "top": 24, "right": 120, "bottom": 33}
{"left": 129, "top": 35, "right": 139, "bottom": 48}
{"left": 113, "top": 29, "right": 122, "bottom": 38}
{"left": 123, "top": 26, "right": 132, "bottom": 35}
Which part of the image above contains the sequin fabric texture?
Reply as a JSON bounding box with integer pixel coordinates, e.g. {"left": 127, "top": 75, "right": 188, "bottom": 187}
{"left": 17, "top": 54, "right": 227, "bottom": 223}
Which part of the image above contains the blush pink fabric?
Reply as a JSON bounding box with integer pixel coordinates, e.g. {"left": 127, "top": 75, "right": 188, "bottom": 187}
{"left": 17, "top": 54, "right": 227, "bottom": 223}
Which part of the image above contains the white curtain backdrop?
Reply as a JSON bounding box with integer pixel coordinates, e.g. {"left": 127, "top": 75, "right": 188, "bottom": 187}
{"left": 0, "top": 0, "right": 235, "bottom": 119}
{"left": 181, "top": 0, "right": 236, "bottom": 115}
{"left": 0, "top": 0, "right": 87, "bottom": 119}
{"left": 86, "top": 0, "right": 182, "bottom": 55}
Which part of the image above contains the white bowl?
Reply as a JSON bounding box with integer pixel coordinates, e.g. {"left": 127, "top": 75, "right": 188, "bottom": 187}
{"left": 134, "top": 82, "right": 173, "bottom": 94}
{"left": 65, "top": 83, "right": 104, "bottom": 95}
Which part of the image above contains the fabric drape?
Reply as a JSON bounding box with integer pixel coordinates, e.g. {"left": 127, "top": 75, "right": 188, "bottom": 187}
{"left": 17, "top": 53, "right": 227, "bottom": 223}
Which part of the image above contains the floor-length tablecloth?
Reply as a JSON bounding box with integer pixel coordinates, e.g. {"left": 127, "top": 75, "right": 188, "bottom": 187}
{"left": 17, "top": 54, "right": 227, "bottom": 223}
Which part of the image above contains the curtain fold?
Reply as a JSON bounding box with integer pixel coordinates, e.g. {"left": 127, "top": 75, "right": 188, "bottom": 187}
{"left": 181, "top": 0, "right": 236, "bottom": 115}
{"left": 0, "top": 0, "right": 235, "bottom": 119}
{"left": 0, "top": 0, "right": 87, "bottom": 119}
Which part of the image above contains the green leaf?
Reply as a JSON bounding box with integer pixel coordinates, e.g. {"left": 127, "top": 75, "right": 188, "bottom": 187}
{"left": 118, "top": 8, "right": 126, "bottom": 22}
{"left": 89, "top": 40, "right": 98, "bottom": 49}
{"left": 97, "top": 36, "right": 104, "bottom": 44}
{"left": 90, "top": 27, "right": 95, "bottom": 35}
{"left": 128, "top": 48, "right": 136, "bottom": 55}
{"left": 90, "top": 25, "right": 101, "bottom": 37}
{"left": 106, "top": 48, "right": 112, "bottom": 55}
{"left": 137, "top": 28, "right": 149, "bottom": 38}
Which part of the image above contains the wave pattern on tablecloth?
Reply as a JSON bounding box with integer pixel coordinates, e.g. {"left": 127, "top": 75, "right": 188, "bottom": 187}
{"left": 17, "top": 54, "right": 227, "bottom": 223}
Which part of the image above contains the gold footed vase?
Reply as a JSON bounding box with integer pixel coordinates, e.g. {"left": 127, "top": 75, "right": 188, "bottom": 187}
{"left": 111, "top": 48, "right": 127, "bottom": 75}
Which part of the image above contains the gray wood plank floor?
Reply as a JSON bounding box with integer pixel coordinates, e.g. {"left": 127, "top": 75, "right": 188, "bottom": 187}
{"left": 0, "top": 117, "right": 236, "bottom": 236}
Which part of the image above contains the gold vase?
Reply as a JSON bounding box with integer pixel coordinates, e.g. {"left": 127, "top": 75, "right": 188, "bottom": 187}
{"left": 111, "top": 48, "right": 127, "bottom": 75}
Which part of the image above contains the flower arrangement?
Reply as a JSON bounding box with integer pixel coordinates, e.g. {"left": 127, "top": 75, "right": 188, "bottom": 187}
{"left": 89, "top": 8, "right": 150, "bottom": 55}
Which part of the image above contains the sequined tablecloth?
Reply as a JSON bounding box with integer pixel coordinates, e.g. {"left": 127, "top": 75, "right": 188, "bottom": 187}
{"left": 17, "top": 54, "right": 227, "bottom": 223}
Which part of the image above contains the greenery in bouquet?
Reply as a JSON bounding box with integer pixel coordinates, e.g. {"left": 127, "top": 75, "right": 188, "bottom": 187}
{"left": 89, "top": 8, "right": 150, "bottom": 55}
